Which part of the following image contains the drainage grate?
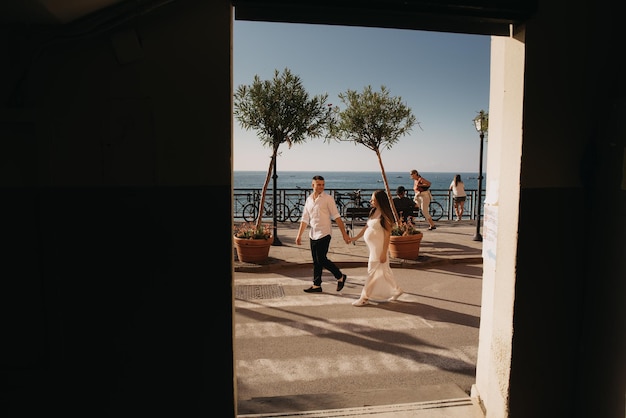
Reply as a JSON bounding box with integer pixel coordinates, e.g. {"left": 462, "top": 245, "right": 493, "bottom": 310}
{"left": 235, "top": 284, "right": 285, "bottom": 300}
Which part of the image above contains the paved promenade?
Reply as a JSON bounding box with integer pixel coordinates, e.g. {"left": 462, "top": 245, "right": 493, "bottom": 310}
{"left": 234, "top": 219, "right": 486, "bottom": 418}
{"left": 234, "top": 219, "right": 484, "bottom": 272}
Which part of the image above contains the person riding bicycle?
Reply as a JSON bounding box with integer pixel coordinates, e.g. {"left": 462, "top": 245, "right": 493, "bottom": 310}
{"left": 410, "top": 169, "right": 436, "bottom": 230}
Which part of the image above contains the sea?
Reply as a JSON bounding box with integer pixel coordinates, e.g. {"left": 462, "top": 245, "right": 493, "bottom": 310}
{"left": 234, "top": 171, "right": 485, "bottom": 191}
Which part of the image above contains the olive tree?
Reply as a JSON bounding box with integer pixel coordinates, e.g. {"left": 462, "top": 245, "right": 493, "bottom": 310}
{"left": 329, "top": 85, "right": 418, "bottom": 224}
{"left": 234, "top": 68, "right": 333, "bottom": 240}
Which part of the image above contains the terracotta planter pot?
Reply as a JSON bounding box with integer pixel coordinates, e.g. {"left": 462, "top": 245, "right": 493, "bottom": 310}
{"left": 389, "top": 233, "right": 423, "bottom": 260}
{"left": 234, "top": 235, "right": 273, "bottom": 263}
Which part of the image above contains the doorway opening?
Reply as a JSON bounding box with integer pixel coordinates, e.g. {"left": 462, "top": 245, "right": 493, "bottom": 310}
{"left": 232, "top": 15, "right": 520, "bottom": 416}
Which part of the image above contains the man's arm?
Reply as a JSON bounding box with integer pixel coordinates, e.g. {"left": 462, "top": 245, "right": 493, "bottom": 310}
{"left": 295, "top": 221, "right": 307, "bottom": 245}
{"left": 334, "top": 216, "right": 351, "bottom": 244}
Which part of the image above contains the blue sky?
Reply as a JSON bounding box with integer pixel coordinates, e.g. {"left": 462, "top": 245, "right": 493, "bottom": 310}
{"left": 233, "top": 20, "right": 490, "bottom": 172}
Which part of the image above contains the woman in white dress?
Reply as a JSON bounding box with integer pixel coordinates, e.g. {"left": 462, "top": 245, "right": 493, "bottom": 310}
{"left": 348, "top": 190, "right": 404, "bottom": 306}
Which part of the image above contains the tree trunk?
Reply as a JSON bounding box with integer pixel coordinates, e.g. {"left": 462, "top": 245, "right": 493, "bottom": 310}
{"left": 375, "top": 150, "right": 401, "bottom": 225}
{"left": 255, "top": 150, "right": 276, "bottom": 230}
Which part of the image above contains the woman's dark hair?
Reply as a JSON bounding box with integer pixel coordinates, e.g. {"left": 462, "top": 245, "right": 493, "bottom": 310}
{"left": 454, "top": 174, "right": 462, "bottom": 185}
{"left": 370, "top": 189, "right": 395, "bottom": 230}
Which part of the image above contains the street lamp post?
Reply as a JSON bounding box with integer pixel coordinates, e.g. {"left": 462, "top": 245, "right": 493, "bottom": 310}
{"left": 472, "top": 110, "right": 487, "bottom": 242}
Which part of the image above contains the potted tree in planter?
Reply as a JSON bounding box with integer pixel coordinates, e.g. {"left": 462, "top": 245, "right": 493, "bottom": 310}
{"left": 233, "top": 68, "right": 333, "bottom": 263}
{"left": 328, "top": 85, "right": 423, "bottom": 259}
{"left": 389, "top": 216, "right": 423, "bottom": 259}
{"left": 233, "top": 222, "right": 274, "bottom": 263}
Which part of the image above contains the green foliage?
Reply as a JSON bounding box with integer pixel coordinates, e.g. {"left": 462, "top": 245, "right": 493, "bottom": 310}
{"left": 234, "top": 222, "right": 272, "bottom": 239}
{"left": 328, "top": 85, "right": 417, "bottom": 151}
{"left": 391, "top": 217, "right": 422, "bottom": 236}
{"left": 234, "top": 68, "right": 334, "bottom": 150}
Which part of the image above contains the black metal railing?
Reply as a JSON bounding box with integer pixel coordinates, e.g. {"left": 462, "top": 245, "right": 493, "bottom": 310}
{"left": 234, "top": 188, "right": 484, "bottom": 222}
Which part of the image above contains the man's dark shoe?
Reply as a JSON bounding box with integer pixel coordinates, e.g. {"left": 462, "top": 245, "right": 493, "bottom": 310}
{"left": 336, "top": 275, "right": 347, "bottom": 291}
{"left": 304, "top": 286, "right": 322, "bottom": 293}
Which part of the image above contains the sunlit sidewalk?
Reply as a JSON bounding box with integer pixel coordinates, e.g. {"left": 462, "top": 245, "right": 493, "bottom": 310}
{"left": 234, "top": 220, "right": 483, "bottom": 272}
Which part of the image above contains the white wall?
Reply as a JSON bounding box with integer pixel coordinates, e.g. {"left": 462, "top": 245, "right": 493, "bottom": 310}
{"left": 472, "top": 32, "right": 525, "bottom": 417}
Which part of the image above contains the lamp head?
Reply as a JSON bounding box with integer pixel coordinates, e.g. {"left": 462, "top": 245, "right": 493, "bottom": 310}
{"left": 473, "top": 110, "right": 488, "bottom": 134}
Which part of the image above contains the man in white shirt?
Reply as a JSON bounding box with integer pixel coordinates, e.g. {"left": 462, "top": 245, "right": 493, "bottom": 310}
{"left": 296, "top": 175, "right": 351, "bottom": 293}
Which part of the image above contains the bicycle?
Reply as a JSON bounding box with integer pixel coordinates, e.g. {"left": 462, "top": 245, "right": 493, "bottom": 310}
{"left": 242, "top": 192, "right": 290, "bottom": 223}
{"left": 287, "top": 191, "right": 306, "bottom": 223}
{"left": 335, "top": 189, "right": 371, "bottom": 220}
{"left": 288, "top": 189, "right": 371, "bottom": 223}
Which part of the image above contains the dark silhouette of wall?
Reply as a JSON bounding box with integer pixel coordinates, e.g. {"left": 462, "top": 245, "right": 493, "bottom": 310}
{"left": 2, "top": 1, "right": 234, "bottom": 416}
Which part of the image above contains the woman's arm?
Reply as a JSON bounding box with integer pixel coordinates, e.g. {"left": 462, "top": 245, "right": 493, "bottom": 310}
{"left": 349, "top": 224, "right": 368, "bottom": 243}
{"left": 380, "top": 227, "right": 390, "bottom": 263}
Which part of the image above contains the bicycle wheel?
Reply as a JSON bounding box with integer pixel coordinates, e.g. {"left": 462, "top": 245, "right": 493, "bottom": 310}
{"left": 242, "top": 203, "right": 258, "bottom": 223}
{"left": 289, "top": 205, "right": 302, "bottom": 223}
{"left": 334, "top": 192, "right": 346, "bottom": 214}
{"left": 275, "top": 203, "right": 290, "bottom": 222}
{"left": 429, "top": 201, "right": 444, "bottom": 221}
{"left": 263, "top": 202, "right": 290, "bottom": 222}
{"left": 338, "top": 202, "right": 348, "bottom": 222}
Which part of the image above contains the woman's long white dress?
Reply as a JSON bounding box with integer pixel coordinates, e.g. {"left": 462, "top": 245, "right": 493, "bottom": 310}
{"left": 359, "top": 217, "right": 402, "bottom": 301}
